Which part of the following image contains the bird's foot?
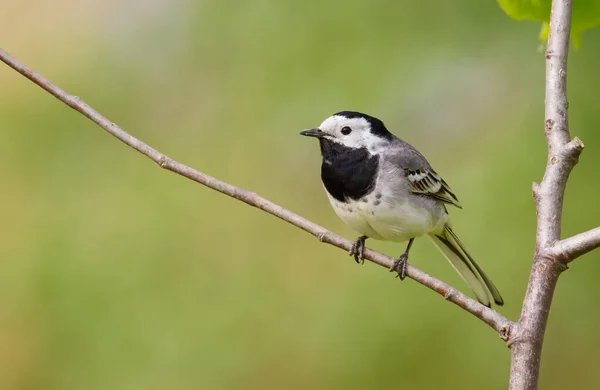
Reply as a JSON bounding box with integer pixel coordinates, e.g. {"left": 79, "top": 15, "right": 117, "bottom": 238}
{"left": 349, "top": 236, "right": 368, "bottom": 264}
{"left": 389, "top": 253, "right": 409, "bottom": 280}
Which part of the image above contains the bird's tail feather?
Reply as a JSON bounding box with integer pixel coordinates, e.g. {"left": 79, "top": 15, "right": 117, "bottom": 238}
{"left": 428, "top": 226, "right": 504, "bottom": 307}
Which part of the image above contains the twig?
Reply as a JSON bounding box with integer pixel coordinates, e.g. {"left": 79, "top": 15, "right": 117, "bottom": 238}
{"left": 554, "top": 226, "right": 600, "bottom": 262}
{"left": 508, "top": 1, "right": 585, "bottom": 389}
{"left": 0, "top": 47, "right": 513, "bottom": 335}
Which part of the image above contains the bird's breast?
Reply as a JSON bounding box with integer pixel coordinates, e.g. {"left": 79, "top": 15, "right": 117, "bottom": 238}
{"left": 326, "top": 179, "right": 447, "bottom": 242}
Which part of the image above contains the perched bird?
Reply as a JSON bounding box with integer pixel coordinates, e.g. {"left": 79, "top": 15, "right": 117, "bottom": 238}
{"left": 300, "top": 111, "right": 503, "bottom": 307}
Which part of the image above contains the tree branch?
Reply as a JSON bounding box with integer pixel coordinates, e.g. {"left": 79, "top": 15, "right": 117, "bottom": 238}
{"left": 554, "top": 226, "right": 600, "bottom": 262}
{"left": 0, "top": 47, "right": 513, "bottom": 336}
{"left": 509, "top": 1, "right": 584, "bottom": 389}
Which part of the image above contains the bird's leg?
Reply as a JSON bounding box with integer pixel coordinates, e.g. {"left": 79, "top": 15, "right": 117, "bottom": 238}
{"left": 389, "top": 238, "right": 415, "bottom": 280}
{"left": 349, "top": 235, "right": 368, "bottom": 264}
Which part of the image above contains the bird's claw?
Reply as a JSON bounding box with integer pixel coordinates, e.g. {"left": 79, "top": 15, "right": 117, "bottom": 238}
{"left": 389, "top": 253, "right": 409, "bottom": 280}
{"left": 349, "top": 236, "right": 367, "bottom": 264}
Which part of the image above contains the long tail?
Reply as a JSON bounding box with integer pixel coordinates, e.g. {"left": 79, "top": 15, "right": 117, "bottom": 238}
{"left": 428, "top": 225, "right": 504, "bottom": 307}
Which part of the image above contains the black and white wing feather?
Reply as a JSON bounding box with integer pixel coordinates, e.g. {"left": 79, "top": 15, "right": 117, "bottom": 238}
{"left": 406, "top": 168, "right": 462, "bottom": 208}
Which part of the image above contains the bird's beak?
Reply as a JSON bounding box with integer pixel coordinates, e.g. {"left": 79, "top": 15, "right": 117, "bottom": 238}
{"left": 299, "top": 128, "right": 325, "bottom": 138}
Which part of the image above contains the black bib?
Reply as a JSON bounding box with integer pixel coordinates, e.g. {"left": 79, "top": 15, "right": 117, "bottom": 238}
{"left": 319, "top": 139, "right": 379, "bottom": 202}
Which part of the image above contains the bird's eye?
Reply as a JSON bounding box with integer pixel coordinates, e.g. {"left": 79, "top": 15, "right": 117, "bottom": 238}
{"left": 341, "top": 126, "right": 352, "bottom": 135}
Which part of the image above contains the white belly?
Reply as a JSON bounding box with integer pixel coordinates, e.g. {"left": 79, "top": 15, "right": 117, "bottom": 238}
{"left": 326, "top": 190, "right": 447, "bottom": 242}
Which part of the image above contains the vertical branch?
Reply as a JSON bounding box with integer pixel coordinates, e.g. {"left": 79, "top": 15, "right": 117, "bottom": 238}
{"left": 508, "top": 258, "right": 566, "bottom": 389}
{"left": 536, "top": 0, "right": 575, "bottom": 250}
{"left": 509, "top": 1, "right": 583, "bottom": 389}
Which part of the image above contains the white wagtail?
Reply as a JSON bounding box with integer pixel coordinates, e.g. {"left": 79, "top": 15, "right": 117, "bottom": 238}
{"left": 300, "top": 111, "right": 503, "bottom": 307}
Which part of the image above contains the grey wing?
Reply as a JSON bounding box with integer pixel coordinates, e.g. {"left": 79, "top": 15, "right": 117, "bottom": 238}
{"left": 388, "top": 139, "right": 462, "bottom": 208}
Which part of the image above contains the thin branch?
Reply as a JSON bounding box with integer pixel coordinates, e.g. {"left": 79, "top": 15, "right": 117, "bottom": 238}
{"left": 0, "top": 47, "right": 513, "bottom": 335}
{"left": 554, "top": 226, "right": 600, "bottom": 262}
{"left": 535, "top": 18, "right": 581, "bottom": 250}
{"left": 509, "top": 1, "right": 581, "bottom": 389}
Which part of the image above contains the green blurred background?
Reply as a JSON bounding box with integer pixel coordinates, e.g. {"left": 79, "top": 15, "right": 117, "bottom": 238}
{"left": 2, "top": 1, "right": 600, "bottom": 389}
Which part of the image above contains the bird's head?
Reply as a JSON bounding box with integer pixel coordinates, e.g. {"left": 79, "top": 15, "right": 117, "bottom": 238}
{"left": 300, "top": 111, "right": 393, "bottom": 153}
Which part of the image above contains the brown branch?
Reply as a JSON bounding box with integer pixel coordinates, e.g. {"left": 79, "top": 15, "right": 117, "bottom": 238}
{"left": 509, "top": 1, "right": 584, "bottom": 389}
{"left": 554, "top": 226, "right": 600, "bottom": 262}
{"left": 0, "top": 47, "right": 513, "bottom": 336}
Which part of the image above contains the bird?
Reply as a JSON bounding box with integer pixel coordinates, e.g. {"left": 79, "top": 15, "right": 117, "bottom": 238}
{"left": 299, "top": 111, "right": 503, "bottom": 307}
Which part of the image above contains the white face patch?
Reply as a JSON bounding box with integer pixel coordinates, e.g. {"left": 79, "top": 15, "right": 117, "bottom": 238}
{"left": 318, "top": 115, "right": 389, "bottom": 153}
